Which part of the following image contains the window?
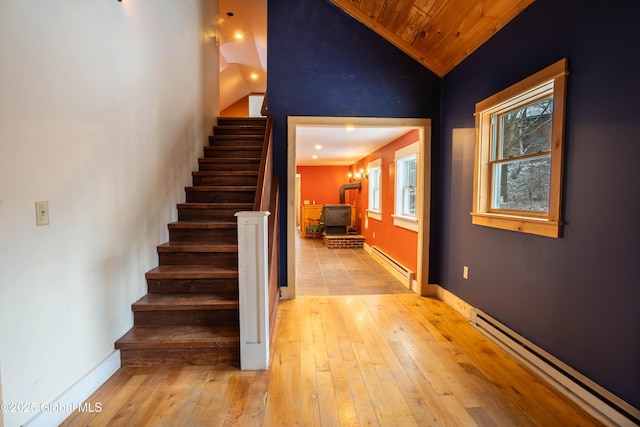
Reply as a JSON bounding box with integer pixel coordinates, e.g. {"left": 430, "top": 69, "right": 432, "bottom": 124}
{"left": 472, "top": 58, "right": 568, "bottom": 238}
{"left": 394, "top": 142, "right": 419, "bottom": 231}
{"left": 367, "top": 158, "right": 382, "bottom": 221}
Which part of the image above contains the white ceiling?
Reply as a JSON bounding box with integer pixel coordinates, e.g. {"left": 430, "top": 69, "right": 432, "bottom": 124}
{"left": 295, "top": 126, "right": 417, "bottom": 166}
{"left": 219, "top": 0, "right": 267, "bottom": 111}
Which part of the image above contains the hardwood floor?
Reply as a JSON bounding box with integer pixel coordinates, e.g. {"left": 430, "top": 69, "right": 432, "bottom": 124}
{"left": 62, "top": 294, "right": 603, "bottom": 426}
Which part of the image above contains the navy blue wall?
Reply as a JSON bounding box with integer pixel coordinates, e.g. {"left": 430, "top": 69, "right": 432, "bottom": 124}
{"left": 267, "top": 0, "right": 442, "bottom": 282}
{"left": 268, "top": 0, "right": 639, "bottom": 409}
{"left": 441, "top": 0, "right": 640, "bottom": 407}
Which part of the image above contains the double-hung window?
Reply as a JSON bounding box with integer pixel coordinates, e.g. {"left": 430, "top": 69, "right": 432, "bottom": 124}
{"left": 394, "top": 142, "right": 419, "bottom": 231}
{"left": 472, "top": 58, "right": 568, "bottom": 238}
{"left": 367, "top": 158, "right": 382, "bottom": 221}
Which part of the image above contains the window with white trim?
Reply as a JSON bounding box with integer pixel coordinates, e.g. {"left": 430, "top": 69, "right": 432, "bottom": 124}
{"left": 367, "top": 158, "right": 382, "bottom": 221}
{"left": 472, "top": 58, "right": 568, "bottom": 238}
{"left": 394, "top": 142, "right": 419, "bottom": 231}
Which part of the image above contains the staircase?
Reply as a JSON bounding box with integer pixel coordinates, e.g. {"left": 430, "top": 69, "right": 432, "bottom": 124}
{"left": 115, "top": 117, "right": 268, "bottom": 367}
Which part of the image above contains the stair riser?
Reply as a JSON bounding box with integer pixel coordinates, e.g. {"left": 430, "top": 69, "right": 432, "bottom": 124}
{"left": 208, "top": 136, "right": 263, "bottom": 147}
{"left": 192, "top": 175, "right": 257, "bottom": 186}
{"left": 119, "top": 348, "right": 239, "bottom": 367}
{"left": 147, "top": 278, "right": 238, "bottom": 294}
{"left": 177, "top": 208, "right": 245, "bottom": 221}
{"left": 185, "top": 190, "right": 255, "bottom": 203}
{"left": 213, "top": 127, "right": 265, "bottom": 136}
{"left": 169, "top": 228, "right": 237, "bottom": 242}
{"left": 134, "top": 309, "right": 238, "bottom": 327}
{"left": 198, "top": 160, "right": 260, "bottom": 172}
{"left": 158, "top": 252, "right": 237, "bottom": 266}
{"left": 217, "top": 119, "right": 266, "bottom": 128}
{"left": 204, "top": 148, "right": 262, "bottom": 159}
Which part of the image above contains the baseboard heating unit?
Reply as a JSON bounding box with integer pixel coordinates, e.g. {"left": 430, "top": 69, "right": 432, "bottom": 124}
{"left": 470, "top": 308, "right": 640, "bottom": 427}
{"left": 370, "top": 246, "right": 414, "bottom": 288}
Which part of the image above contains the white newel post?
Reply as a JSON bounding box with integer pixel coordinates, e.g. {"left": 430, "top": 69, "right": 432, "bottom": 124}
{"left": 235, "top": 211, "right": 271, "bottom": 370}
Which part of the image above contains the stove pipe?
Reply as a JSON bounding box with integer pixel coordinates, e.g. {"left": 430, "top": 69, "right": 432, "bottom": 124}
{"left": 339, "top": 182, "right": 361, "bottom": 204}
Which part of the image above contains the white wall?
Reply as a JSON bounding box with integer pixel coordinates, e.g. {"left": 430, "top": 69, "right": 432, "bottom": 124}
{"left": 0, "top": 1, "right": 219, "bottom": 426}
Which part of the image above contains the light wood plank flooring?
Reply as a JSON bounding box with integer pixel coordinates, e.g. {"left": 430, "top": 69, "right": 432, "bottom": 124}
{"left": 62, "top": 294, "right": 602, "bottom": 426}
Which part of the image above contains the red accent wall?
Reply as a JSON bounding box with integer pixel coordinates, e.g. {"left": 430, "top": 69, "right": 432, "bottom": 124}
{"left": 350, "top": 130, "right": 419, "bottom": 273}
{"left": 297, "top": 165, "right": 351, "bottom": 205}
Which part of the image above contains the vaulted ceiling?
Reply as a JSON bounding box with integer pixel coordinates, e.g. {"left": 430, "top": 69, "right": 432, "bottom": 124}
{"left": 330, "top": 0, "right": 535, "bottom": 77}
{"left": 218, "top": 0, "right": 534, "bottom": 108}
{"left": 219, "top": 0, "right": 536, "bottom": 164}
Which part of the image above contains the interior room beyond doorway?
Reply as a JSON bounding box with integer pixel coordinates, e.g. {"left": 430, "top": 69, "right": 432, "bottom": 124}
{"left": 285, "top": 116, "right": 432, "bottom": 299}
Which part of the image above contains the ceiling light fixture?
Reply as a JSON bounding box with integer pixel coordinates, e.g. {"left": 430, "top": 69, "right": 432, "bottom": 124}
{"left": 345, "top": 126, "right": 354, "bottom": 132}
{"left": 234, "top": 32, "right": 244, "bottom": 40}
{"left": 250, "top": 73, "right": 258, "bottom": 80}
{"left": 312, "top": 155, "right": 318, "bottom": 159}
{"left": 314, "top": 144, "right": 322, "bottom": 150}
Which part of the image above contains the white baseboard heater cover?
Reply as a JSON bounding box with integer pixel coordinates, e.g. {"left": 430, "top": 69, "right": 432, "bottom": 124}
{"left": 371, "top": 246, "right": 414, "bottom": 288}
{"left": 470, "top": 308, "right": 640, "bottom": 427}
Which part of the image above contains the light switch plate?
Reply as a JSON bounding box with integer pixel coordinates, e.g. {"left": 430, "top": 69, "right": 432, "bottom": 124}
{"left": 35, "top": 201, "right": 49, "bottom": 226}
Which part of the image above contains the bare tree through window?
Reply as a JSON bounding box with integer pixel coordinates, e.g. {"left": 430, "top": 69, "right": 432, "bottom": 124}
{"left": 492, "top": 97, "right": 553, "bottom": 212}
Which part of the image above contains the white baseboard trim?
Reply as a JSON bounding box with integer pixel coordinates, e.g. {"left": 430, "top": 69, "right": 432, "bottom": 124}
{"left": 423, "top": 283, "right": 472, "bottom": 319}
{"left": 25, "top": 350, "right": 120, "bottom": 427}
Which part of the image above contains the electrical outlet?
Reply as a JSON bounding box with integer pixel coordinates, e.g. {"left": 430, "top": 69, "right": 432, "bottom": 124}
{"left": 373, "top": 232, "right": 376, "bottom": 239}
{"left": 35, "top": 201, "right": 49, "bottom": 226}
{"left": 463, "top": 266, "right": 469, "bottom": 280}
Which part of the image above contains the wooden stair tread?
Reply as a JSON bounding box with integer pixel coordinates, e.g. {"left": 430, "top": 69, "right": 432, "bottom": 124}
{"left": 146, "top": 265, "right": 238, "bottom": 279}
{"left": 218, "top": 117, "right": 266, "bottom": 123}
{"left": 186, "top": 186, "right": 256, "bottom": 191}
{"left": 193, "top": 171, "right": 258, "bottom": 176}
{"left": 209, "top": 134, "right": 263, "bottom": 139}
{"left": 157, "top": 242, "right": 237, "bottom": 252}
{"left": 206, "top": 145, "right": 261, "bottom": 150}
{"left": 199, "top": 157, "right": 260, "bottom": 162}
{"left": 133, "top": 293, "right": 239, "bottom": 311}
{"left": 115, "top": 325, "right": 239, "bottom": 349}
{"left": 214, "top": 125, "right": 264, "bottom": 130}
{"left": 168, "top": 221, "right": 237, "bottom": 230}
{"left": 177, "top": 202, "right": 253, "bottom": 209}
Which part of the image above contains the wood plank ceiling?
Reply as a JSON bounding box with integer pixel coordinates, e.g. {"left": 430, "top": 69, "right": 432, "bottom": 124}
{"left": 330, "top": 0, "right": 535, "bottom": 77}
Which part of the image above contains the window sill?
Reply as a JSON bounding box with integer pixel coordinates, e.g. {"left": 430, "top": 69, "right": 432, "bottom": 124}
{"left": 392, "top": 215, "right": 418, "bottom": 232}
{"left": 471, "top": 212, "right": 561, "bottom": 238}
{"left": 367, "top": 210, "right": 382, "bottom": 221}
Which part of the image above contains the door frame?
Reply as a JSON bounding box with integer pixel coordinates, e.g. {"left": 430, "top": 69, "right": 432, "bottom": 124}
{"left": 283, "top": 116, "right": 432, "bottom": 299}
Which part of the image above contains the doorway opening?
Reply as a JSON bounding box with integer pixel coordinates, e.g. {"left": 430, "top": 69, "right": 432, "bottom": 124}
{"left": 284, "top": 116, "right": 432, "bottom": 299}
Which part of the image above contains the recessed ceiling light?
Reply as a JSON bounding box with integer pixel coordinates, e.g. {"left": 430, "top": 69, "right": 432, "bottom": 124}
{"left": 234, "top": 32, "right": 244, "bottom": 40}
{"left": 250, "top": 73, "right": 258, "bottom": 80}
{"left": 314, "top": 144, "right": 322, "bottom": 149}
{"left": 312, "top": 155, "right": 318, "bottom": 159}
{"left": 345, "top": 126, "right": 354, "bottom": 132}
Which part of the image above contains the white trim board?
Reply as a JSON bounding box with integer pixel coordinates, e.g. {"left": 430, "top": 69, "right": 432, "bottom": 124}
{"left": 25, "top": 351, "right": 120, "bottom": 427}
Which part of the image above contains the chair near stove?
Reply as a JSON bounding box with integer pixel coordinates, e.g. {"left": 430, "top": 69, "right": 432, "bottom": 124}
{"left": 305, "top": 213, "right": 325, "bottom": 239}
